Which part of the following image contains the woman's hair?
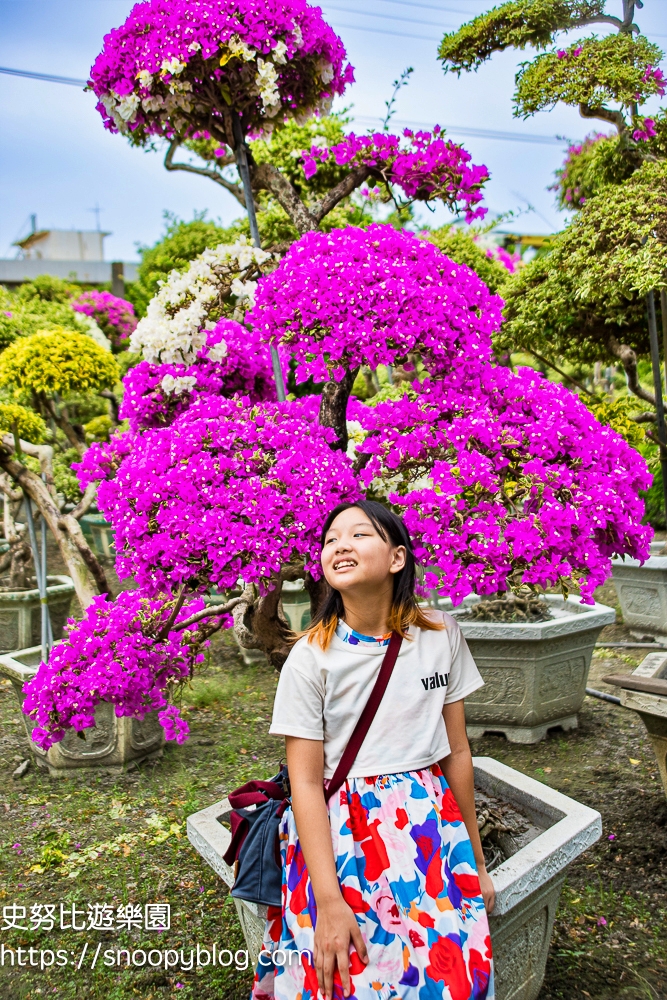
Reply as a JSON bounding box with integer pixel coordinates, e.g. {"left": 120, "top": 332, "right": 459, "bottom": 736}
{"left": 301, "top": 500, "right": 444, "bottom": 649}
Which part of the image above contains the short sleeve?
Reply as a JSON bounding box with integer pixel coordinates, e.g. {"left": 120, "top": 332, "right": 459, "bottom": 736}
{"left": 442, "top": 615, "right": 485, "bottom": 704}
{"left": 269, "top": 642, "right": 325, "bottom": 740}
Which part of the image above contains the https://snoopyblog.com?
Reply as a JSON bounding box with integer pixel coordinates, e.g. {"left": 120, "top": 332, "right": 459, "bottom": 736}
{"left": 1, "top": 900, "right": 311, "bottom": 974}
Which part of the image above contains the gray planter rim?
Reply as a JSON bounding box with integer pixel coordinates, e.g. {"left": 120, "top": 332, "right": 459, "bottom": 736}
{"left": 441, "top": 594, "right": 614, "bottom": 641}
{"left": 0, "top": 575, "right": 75, "bottom": 604}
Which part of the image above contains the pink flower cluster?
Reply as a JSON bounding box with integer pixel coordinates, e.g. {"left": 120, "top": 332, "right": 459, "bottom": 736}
{"left": 248, "top": 225, "right": 502, "bottom": 384}
{"left": 72, "top": 290, "right": 137, "bottom": 348}
{"left": 22, "top": 591, "right": 213, "bottom": 750}
{"left": 120, "top": 318, "right": 275, "bottom": 432}
{"left": 633, "top": 117, "right": 657, "bottom": 142}
{"left": 302, "top": 128, "right": 488, "bottom": 223}
{"left": 77, "top": 395, "right": 360, "bottom": 596}
{"left": 557, "top": 45, "right": 582, "bottom": 59}
{"left": 642, "top": 65, "right": 666, "bottom": 97}
{"left": 484, "top": 245, "right": 521, "bottom": 273}
{"left": 89, "top": 0, "right": 353, "bottom": 140}
{"left": 355, "top": 367, "right": 652, "bottom": 605}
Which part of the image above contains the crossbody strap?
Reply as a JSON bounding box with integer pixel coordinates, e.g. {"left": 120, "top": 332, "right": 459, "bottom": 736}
{"left": 323, "top": 629, "right": 403, "bottom": 805}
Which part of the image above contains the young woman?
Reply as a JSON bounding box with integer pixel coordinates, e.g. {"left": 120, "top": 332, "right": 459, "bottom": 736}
{"left": 251, "top": 500, "right": 494, "bottom": 1000}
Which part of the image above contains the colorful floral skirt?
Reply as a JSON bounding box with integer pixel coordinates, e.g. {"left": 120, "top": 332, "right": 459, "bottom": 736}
{"left": 250, "top": 762, "right": 494, "bottom": 1000}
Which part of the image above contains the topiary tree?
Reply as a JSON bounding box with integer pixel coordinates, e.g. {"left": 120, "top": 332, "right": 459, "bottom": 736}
{"left": 71, "top": 290, "right": 137, "bottom": 352}
{"left": 440, "top": 0, "right": 667, "bottom": 415}
{"left": 0, "top": 330, "right": 122, "bottom": 607}
{"left": 22, "top": 222, "right": 650, "bottom": 751}
{"left": 0, "top": 276, "right": 89, "bottom": 349}
{"left": 90, "top": 0, "right": 490, "bottom": 245}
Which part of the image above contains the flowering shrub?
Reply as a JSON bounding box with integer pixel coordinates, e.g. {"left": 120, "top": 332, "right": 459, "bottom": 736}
{"left": 302, "top": 128, "right": 489, "bottom": 223}
{"left": 22, "top": 591, "right": 214, "bottom": 750}
{"left": 121, "top": 318, "right": 274, "bottom": 431}
{"left": 89, "top": 0, "right": 353, "bottom": 142}
{"left": 76, "top": 395, "right": 360, "bottom": 596}
{"left": 354, "top": 367, "right": 651, "bottom": 605}
{"left": 0, "top": 328, "right": 119, "bottom": 396}
{"left": 72, "top": 290, "right": 137, "bottom": 350}
{"left": 248, "top": 225, "right": 502, "bottom": 384}
{"left": 130, "top": 238, "right": 274, "bottom": 366}
{"left": 485, "top": 245, "right": 521, "bottom": 273}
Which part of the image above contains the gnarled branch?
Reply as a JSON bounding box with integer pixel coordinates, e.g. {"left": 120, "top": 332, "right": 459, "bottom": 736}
{"left": 608, "top": 334, "right": 655, "bottom": 406}
{"left": 579, "top": 102, "right": 626, "bottom": 135}
{"left": 164, "top": 139, "right": 247, "bottom": 208}
{"left": 312, "top": 167, "right": 372, "bottom": 224}
{"left": 252, "top": 161, "right": 319, "bottom": 234}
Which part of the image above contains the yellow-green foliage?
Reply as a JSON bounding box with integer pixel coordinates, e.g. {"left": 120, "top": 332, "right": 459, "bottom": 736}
{"left": 585, "top": 394, "right": 647, "bottom": 450}
{"left": 439, "top": 0, "right": 605, "bottom": 73}
{"left": 0, "top": 328, "right": 120, "bottom": 396}
{"left": 425, "top": 226, "right": 510, "bottom": 293}
{"left": 0, "top": 276, "right": 85, "bottom": 349}
{"left": 0, "top": 402, "right": 46, "bottom": 443}
{"left": 84, "top": 414, "right": 113, "bottom": 443}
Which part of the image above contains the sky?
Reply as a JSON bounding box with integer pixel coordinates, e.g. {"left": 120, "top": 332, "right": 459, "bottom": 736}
{"left": 0, "top": 0, "right": 666, "bottom": 262}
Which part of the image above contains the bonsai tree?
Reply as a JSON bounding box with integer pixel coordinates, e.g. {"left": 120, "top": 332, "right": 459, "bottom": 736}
{"left": 439, "top": 0, "right": 667, "bottom": 404}
{"left": 0, "top": 329, "right": 121, "bottom": 608}
{"left": 24, "top": 223, "right": 650, "bottom": 751}
{"left": 89, "top": 0, "right": 490, "bottom": 239}
{"left": 71, "top": 290, "right": 137, "bottom": 352}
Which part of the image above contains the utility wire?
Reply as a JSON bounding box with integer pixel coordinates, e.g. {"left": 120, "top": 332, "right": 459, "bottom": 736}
{"left": 325, "top": 3, "right": 457, "bottom": 29}
{"left": 0, "top": 65, "right": 87, "bottom": 87}
{"left": 354, "top": 114, "right": 565, "bottom": 145}
{"left": 336, "top": 0, "right": 486, "bottom": 15}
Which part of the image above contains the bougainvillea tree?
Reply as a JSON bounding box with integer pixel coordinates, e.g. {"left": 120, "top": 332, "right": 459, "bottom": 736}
{"left": 90, "top": 0, "right": 490, "bottom": 239}
{"left": 18, "top": 222, "right": 648, "bottom": 752}
{"left": 72, "top": 290, "right": 137, "bottom": 351}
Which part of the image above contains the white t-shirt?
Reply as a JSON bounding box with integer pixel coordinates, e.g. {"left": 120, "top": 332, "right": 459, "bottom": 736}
{"left": 268, "top": 609, "right": 484, "bottom": 779}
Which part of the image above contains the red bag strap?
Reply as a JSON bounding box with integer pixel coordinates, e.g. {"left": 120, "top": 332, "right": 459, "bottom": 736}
{"left": 323, "top": 630, "right": 402, "bottom": 805}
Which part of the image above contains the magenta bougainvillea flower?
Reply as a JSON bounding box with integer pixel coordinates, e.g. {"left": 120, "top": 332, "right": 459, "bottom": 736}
{"left": 120, "top": 318, "right": 275, "bottom": 432}
{"left": 22, "top": 591, "right": 216, "bottom": 749}
{"left": 89, "top": 0, "right": 353, "bottom": 142}
{"left": 27, "top": 223, "right": 651, "bottom": 749}
{"left": 301, "top": 128, "right": 489, "bottom": 223}
{"left": 72, "top": 290, "right": 137, "bottom": 349}
{"left": 248, "top": 224, "right": 502, "bottom": 384}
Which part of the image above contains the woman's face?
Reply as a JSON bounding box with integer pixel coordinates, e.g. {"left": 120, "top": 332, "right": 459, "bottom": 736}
{"left": 320, "top": 507, "right": 406, "bottom": 594}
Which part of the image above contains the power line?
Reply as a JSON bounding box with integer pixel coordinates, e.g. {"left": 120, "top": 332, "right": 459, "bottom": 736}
{"left": 354, "top": 114, "right": 566, "bottom": 145}
{"left": 330, "top": 20, "right": 438, "bottom": 41}
{"left": 325, "top": 3, "right": 457, "bottom": 29}
{"left": 344, "top": 0, "right": 486, "bottom": 15}
{"left": 0, "top": 65, "right": 87, "bottom": 87}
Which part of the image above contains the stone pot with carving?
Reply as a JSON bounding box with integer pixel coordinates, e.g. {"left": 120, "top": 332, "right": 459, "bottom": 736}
{"left": 0, "top": 645, "right": 165, "bottom": 778}
{"left": 437, "top": 594, "right": 615, "bottom": 744}
{"left": 0, "top": 575, "right": 75, "bottom": 655}
{"left": 613, "top": 651, "right": 667, "bottom": 799}
{"left": 187, "top": 756, "right": 601, "bottom": 1000}
{"left": 611, "top": 541, "right": 667, "bottom": 641}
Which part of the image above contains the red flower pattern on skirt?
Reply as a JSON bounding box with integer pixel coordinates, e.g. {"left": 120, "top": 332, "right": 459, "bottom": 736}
{"left": 250, "top": 763, "right": 494, "bottom": 999}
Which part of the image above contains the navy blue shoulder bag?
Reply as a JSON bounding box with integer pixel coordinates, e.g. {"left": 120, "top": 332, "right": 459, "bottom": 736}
{"left": 222, "top": 631, "right": 402, "bottom": 907}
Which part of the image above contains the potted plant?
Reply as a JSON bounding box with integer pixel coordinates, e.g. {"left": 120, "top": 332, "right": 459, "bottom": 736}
{"left": 186, "top": 756, "right": 602, "bottom": 1000}
{"left": 603, "top": 650, "right": 667, "bottom": 799}
{"left": 611, "top": 541, "right": 667, "bottom": 641}
{"left": 0, "top": 402, "right": 76, "bottom": 654}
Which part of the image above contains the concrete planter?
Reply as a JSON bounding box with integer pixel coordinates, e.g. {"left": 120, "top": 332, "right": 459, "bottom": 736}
{"left": 187, "top": 756, "right": 601, "bottom": 1000}
{"left": 438, "top": 595, "right": 615, "bottom": 744}
{"left": 0, "top": 575, "right": 75, "bottom": 654}
{"left": 0, "top": 645, "right": 165, "bottom": 778}
{"left": 80, "top": 513, "right": 115, "bottom": 559}
{"left": 611, "top": 541, "right": 667, "bottom": 641}
{"left": 280, "top": 579, "right": 312, "bottom": 633}
{"left": 616, "top": 651, "right": 667, "bottom": 799}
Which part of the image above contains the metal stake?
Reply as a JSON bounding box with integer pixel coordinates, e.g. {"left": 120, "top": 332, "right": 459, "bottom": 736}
{"left": 647, "top": 290, "right": 667, "bottom": 527}
{"left": 24, "top": 495, "right": 52, "bottom": 661}
{"left": 231, "top": 112, "right": 286, "bottom": 402}
{"left": 661, "top": 288, "right": 667, "bottom": 398}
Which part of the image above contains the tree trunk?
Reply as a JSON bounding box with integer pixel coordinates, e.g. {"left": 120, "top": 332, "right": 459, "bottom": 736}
{"left": 0, "top": 438, "right": 107, "bottom": 609}
{"left": 607, "top": 334, "right": 656, "bottom": 407}
{"left": 319, "top": 368, "right": 359, "bottom": 452}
